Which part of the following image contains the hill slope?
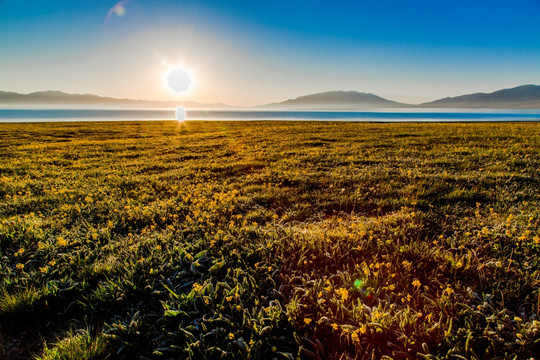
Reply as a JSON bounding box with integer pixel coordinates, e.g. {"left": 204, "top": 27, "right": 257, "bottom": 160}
{"left": 421, "top": 85, "right": 540, "bottom": 108}
{"left": 0, "top": 90, "right": 230, "bottom": 109}
{"left": 263, "top": 90, "right": 408, "bottom": 109}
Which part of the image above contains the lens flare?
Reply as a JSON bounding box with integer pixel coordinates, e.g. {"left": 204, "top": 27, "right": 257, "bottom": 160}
{"left": 106, "top": 1, "right": 129, "bottom": 21}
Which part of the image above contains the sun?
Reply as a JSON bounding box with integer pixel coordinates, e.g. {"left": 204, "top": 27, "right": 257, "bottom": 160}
{"left": 166, "top": 67, "right": 192, "bottom": 94}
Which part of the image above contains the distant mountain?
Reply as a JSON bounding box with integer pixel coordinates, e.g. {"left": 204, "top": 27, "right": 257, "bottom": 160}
{"left": 262, "top": 91, "right": 408, "bottom": 109}
{"left": 0, "top": 90, "right": 231, "bottom": 109}
{"left": 2, "top": 85, "right": 540, "bottom": 110}
{"left": 421, "top": 85, "right": 540, "bottom": 108}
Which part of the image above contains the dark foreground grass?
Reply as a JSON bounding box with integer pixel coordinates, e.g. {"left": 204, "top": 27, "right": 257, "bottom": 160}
{"left": 0, "top": 120, "right": 539, "bottom": 359}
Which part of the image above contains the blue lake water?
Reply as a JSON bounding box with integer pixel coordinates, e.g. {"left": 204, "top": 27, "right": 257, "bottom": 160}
{"left": 1, "top": 109, "right": 540, "bottom": 122}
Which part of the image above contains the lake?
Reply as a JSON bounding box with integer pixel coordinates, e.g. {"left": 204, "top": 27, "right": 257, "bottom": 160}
{"left": 1, "top": 109, "right": 540, "bottom": 122}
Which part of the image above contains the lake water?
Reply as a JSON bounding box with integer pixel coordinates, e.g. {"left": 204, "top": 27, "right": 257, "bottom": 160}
{"left": 1, "top": 109, "right": 540, "bottom": 122}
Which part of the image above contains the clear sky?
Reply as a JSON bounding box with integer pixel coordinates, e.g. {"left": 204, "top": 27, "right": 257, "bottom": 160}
{"left": 1, "top": 0, "right": 540, "bottom": 106}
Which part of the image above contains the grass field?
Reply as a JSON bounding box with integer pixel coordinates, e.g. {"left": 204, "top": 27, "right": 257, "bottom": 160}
{"left": 1, "top": 120, "right": 539, "bottom": 359}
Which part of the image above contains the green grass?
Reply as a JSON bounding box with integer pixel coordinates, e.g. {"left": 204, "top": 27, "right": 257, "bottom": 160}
{"left": 0, "top": 120, "right": 539, "bottom": 359}
{"left": 36, "top": 328, "right": 107, "bottom": 360}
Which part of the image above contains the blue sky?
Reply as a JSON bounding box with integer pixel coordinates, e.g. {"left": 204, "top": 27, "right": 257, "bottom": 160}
{"left": 1, "top": 0, "right": 540, "bottom": 105}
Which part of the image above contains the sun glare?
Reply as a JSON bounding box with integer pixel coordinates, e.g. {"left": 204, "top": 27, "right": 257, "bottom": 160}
{"left": 166, "top": 67, "right": 193, "bottom": 94}
{"left": 163, "top": 66, "right": 193, "bottom": 122}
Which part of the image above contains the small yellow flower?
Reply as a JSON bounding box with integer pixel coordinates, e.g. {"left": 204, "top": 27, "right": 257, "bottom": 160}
{"left": 39, "top": 266, "right": 48, "bottom": 274}
{"left": 351, "top": 330, "right": 360, "bottom": 344}
{"left": 388, "top": 284, "right": 395, "bottom": 291}
{"left": 331, "top": 323, "right": 339, "bottom": 330}
{"left": 412, "top": 279, "right": 421, "bottom": 288}
{"left": 304, "top": 318, "right": 312, "bottom": 325}
{"left": 228, "top": 333, "right": 235, "bottom": 340}
{"left": 57, "top": 237, "right": 67, "bottom": 247}
{"left": 225, "top": 296, "right": 233, "bottom": 302}
{"left": 351, "top": 327, "right": 365, "bottom": 343}
{"left": 336, "top": 287, "right": 349, "bottom": 301}
{"left": 443, "top": 286, "right": 454, "bottom": 296}
{"left": 455, "top": 261, "right": 463, "bottom": 269}
{"left": 16, "top": 263, "right": 24, "bottom": 270}
{"left": 358, "top": 324, "right": 367, "bottom": 334}
{"left": 192, "top": 283, "right": 203, "bottom": 292}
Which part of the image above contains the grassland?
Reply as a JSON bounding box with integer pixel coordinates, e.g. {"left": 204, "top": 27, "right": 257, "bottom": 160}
{"left": 0, "top": 120, "right": 539, "bottom": 359}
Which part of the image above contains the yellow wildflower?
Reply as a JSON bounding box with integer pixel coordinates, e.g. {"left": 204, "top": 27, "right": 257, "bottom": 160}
{"left": 16, "top": 263, "right": 24, "bottom": 270}
{"left": 352, "top": 326, "right": 366, "bottom": 342}
{"left": 443, "top": 286, "right": 454, "bottom": 296}
{"left": 336, "top": 287, "right": 349, "bottom": 301}
{"left": 412, "top": 279, "right": 421, "bottom": 288}
{"left": 228, "top": 333, "right": 235, "bottom": 340}
{"left": 57, "top": 237, "right": 67, "bottom": 246}
{"left": 192, "top": 283, "right": 203, "bottom": 292}
{"left": 304, "top": 318, "right": 312, "bottom": 325}
{"left": 358, "top": 324, "right": 367, "bottom": 334}
{"left": 351, "top": 330, "right": 360, "bottom": 344}
{"left": 331, "top": 323, "right": 339, "bottom": 331}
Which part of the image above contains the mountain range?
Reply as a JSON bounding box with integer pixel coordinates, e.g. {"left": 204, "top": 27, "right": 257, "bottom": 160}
{"left": 1, "top": 84, "right": 539, "bottom": 109}
{"left": 0, "top": 90, "right": 229, "bottom": 109}
{"left": 265, "top": 85, "right": 540, "bottom": 109}
{"left": 261, "top": 90, "right": 407, "bottom": 109}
